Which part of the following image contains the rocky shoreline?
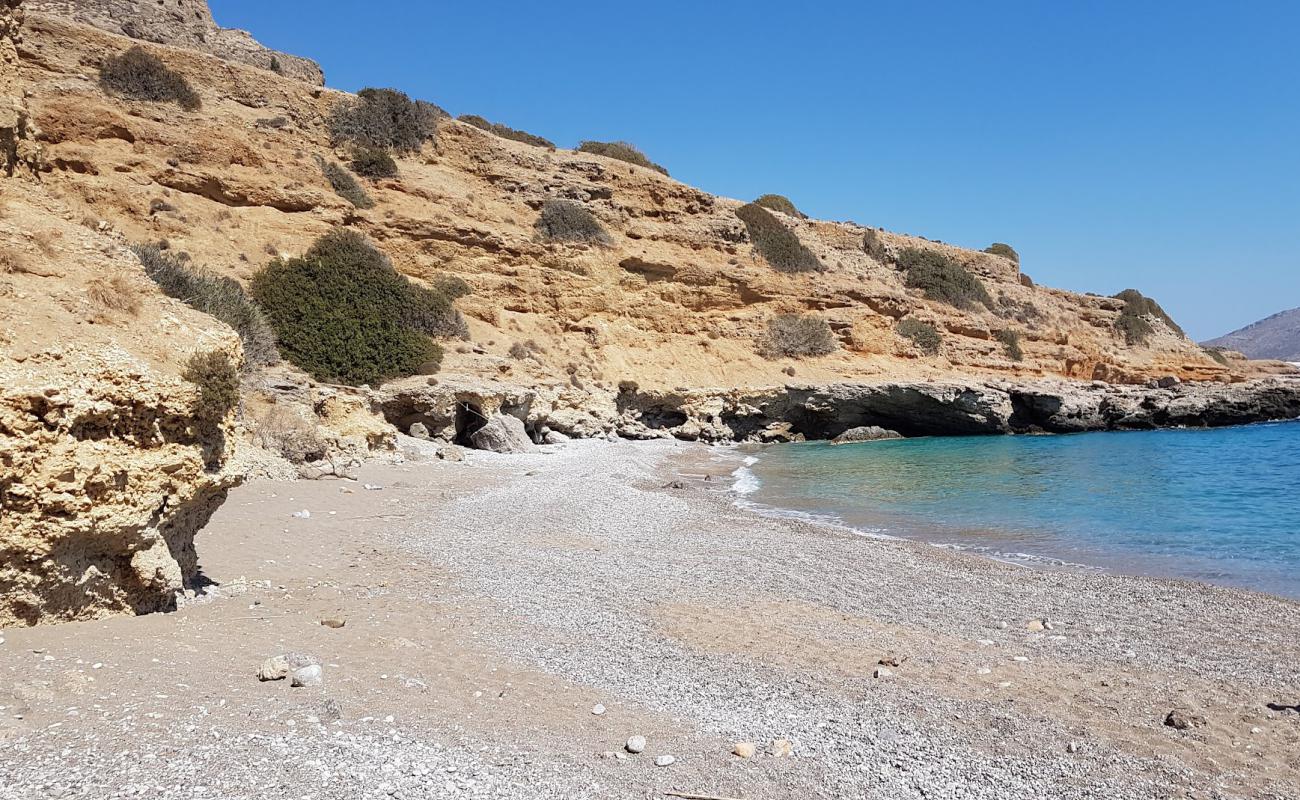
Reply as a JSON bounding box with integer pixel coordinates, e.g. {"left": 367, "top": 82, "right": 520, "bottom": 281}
{"left": 381, "top": 374, "right": 1300, "bottom": 445}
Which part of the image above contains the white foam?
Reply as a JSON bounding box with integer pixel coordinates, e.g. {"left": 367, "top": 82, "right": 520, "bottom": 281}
{"left": 730, "top": 464, "right": 760, "bottom": 495}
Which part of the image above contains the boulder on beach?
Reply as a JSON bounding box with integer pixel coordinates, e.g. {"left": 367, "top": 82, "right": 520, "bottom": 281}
{"left": 469, "top": 414, "right": 536, "bottom": 454}
{"left": 830, "top": 426, "right": 903, "bottom": 445}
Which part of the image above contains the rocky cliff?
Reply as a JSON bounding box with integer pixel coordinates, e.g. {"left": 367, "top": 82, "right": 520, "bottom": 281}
{"left": 24, "top": 0, "right": 323, "bottom": 83}
{"left": 3, "top": 1, "right": 1298, "bottom": 626}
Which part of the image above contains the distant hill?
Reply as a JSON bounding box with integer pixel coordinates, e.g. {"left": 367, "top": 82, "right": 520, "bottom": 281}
{"left": 1203, "top": 307, "right": 1300, "bottom": 361}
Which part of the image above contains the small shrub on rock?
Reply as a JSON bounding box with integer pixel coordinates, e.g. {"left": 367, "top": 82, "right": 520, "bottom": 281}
{"left": 316, "top": 156, "right": 374, "bottom": 209}
{"left": 458, "top": 114, "right": 555, "bottom": 149}
{"left": 535, "top": 199, "right": 612, "bottom": 245}
{"left": 182, "top": 350, "right": 240, "bottom": 421}
{"left": 758, "top": 313, "right": 837, "bottom": 358}
{"left": 432, "top": 274, "right": 471, "bottom": 300}
{"left": 996, "top": 328, "right": 1024, "bottom": 361}
{"left": 99, "top": 46, "right": 201, "bottom": 111}
{"left": 87, "top": 275, "right": 141, "bottom": 316}
{"left": 983, "top": 242, "right": 1019, "bottom": 262}
{"left": 327, "top": 88, "right": 437, "bottom": 153}
{"left": 898, "top": 248, "right": 992, "bottom": 310}
{"left": 133, "top": 244, "right": 279, "bottom": 368}
{"left": 753, "top": 194, "right": 804, "bottom": 218}
{"left": 250, "top": 230, "right": 460, "bottom": 385}
{"left": 1113, "top": 288, "right": 1185, "bottom": 345}
{"left": 736, "top": 203, "right": 822, "bottom": 273}
{"left": 897, "top": 318, "right": 941, "bottom": 355}
{"left": 350, "top": 146, "right": 398, "bottom": 179}
{"left": 576, "top": 141, "right": 669, "bottom": 176}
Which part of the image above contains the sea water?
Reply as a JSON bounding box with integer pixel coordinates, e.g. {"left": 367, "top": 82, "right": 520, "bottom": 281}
{"left": 740, "top": 420, "right": 1300, "bottom": 598}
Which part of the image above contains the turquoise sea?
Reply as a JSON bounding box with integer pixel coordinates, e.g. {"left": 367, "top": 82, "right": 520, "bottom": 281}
{"left": 739, "top": 420, "right": 1300, "bottom": 599}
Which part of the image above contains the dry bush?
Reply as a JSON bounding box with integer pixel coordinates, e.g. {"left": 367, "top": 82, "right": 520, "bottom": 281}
{"left": 508, "top": 339, "right": 544, "bottom": 360}
{"left": 316, "top": 156, "right": 374, "bottom": 209}
{"left": 897, "top": 318, "right": 941, "bottom": 355}
{"left": 576, "top": 141, "right": 669, "bottom": 176}
{"left": 0, "top": 247, "right": 26, "bottom": 274}
{"left": 458, "top": 114, "right": 555, "bottom": 149}
{"left": 253, "top": 404, "right": 327, "bottom": 463}
{"left": 535, "top": 199, "right": 612, "bottom": 245}
{"left": 87, "top": 275, "right": 141, "bottom": 315}
{"left": 327, "top": 88, "right": 437, "bottom": 153}
{"left": 32, "top": 230, "right": 59, "bottom": 257}
{"left": 996, "top": 328, "right": 1024, "bottom": 361}
{"left": 99, "top": 46, "right": 201, "bottom": 111}
{"left": 757, "top": 313, "right": 837, "bottom": 358}
{"left": 1114, "top": 288, "right": 1184, "bottom": 345}
{"left": 983, "top": 242, "right": 1019, "bottom": 262}
{"left": 182, "top": 350, "right": 240, "bottom": 421}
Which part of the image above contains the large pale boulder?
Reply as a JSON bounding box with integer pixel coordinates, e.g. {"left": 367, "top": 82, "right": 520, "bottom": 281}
{"left": 469, "top": 414, "right": 535, "bottom": 454}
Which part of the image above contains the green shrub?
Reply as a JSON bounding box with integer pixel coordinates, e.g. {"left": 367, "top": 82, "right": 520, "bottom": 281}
{"left": 535, "top": 199, "right": 612, "bottom": 245}
{"left": 863, "top": 228, "right": 892, "bottom": 263}
{"left": 753, "top": 194, "right": 804, "bottom": 218}
{"left": 250, "top": 230, "right": 461, "bottom": 385}
{"left": 736, "top": 203, "right": 822, "bottom": 273}
{"left": 897, "top": 318, "right": 941, "bottom": 355}
{"left": 99, "top": 47, "right": 201, "bottom": 111}
{"left": 133, "top": 244, "right": 279, "bottom": 368}
{"left": 182, "top": 350, "right": 240, "bottom": 421}
{"left": 316, "top": 156, "right": 374, "bottom": 209}
{"left": 576, "top": 141, "right": 669, "bottom": 176}
{"left": 758, "top": 313, "right": 837, "bottom": 358}
{"left": 350, "top": 146, "right": 398, "bottom": 179}
{"left": 898, "top": 248, "right": 992, "bottom": 310}
{"left": 327, "top": 88, "right": 437, "bottom": 153}
{"left": 458, "top": 114, "right": 555, "bottom": 149}
{"left": 983, "top": 242, "right": 1019, "bottom": 262}
{"left": 1113, "top": 288, "right": 1185, "bottom": 345}
{"left": 996, "top": 328, "right": 1024, "bottom": 361}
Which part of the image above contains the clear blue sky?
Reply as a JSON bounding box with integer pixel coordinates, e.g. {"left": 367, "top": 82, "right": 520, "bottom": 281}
{"left": 211, "top": 0, "right": 1299, "bottom": 340}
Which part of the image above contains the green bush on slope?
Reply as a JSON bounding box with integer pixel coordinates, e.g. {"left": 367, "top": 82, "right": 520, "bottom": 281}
{"left": 897, "top": 248, "right": 992, "bottom": 310}
{"left": 250, "top": 230, "right": 464, "bottom": 385}
{"left": 736, "top": 203, "right": 822, "bottom": 273}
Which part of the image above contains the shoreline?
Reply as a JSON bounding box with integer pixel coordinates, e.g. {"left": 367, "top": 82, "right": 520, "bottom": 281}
{"left": 2, "top": 438, "right": 1299, "bottom": 798}
{"left": 723, "top": 421, "right": 1300, "bottom": 602}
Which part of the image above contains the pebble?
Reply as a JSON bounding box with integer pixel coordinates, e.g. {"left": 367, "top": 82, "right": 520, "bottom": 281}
{"left": 624, "top": 735, "right": 646, "bottom": 754}
{"left": 654, "top": 755, "right": 675, "bottom": 767}
{"left": 995, "top": 621, "right": 1009, "bottom": 630}
{"left": 873, "top": 667, "right": 892, "bottom": 678}
{"left": 320, "top": 618, "right": 346, "bottom": 629}
{"left": 977, "top": 668, "right": 992, "bottom": 675}
{"left": 1012, "top": 656, "right": 1030, "bottom": 663}
{"left": 291, "top": 665, "right": 323, "bottom": 688}
{"left": 977, "top": 639, "right": 995, "bottom": 646}
{"left": 292, "top": 510, "right": 311, "bottom": 519}
{"left": 1066, "top": 741, "right": 1080, "bottom": 754}
{"left": 732, "top": 742, "right": 756, "bottom": 758}
{"left": 590, "top": 704, "right": 605, "bottom": 716}
{"left": 1250, "top": 726, "right": 1263, "bottom": 735}
{"left": 769, "top": 738, "right": 793, "bottom": 758}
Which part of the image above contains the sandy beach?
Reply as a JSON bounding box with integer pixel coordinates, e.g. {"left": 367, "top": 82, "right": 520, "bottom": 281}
{"left": 2, "top": 438, "right": 1299, "bottom": 799}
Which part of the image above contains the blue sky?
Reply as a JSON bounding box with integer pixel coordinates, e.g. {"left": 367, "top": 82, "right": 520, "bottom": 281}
{"left": 211, "top": 1, "right": 1300, "bottom": 340}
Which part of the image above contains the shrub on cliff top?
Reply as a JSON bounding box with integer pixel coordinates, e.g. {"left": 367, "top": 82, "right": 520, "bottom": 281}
{"left": 576, "top": 141, "right": 669, "bottom": 176}
{"left": 535, "top": 199, "right": 612, "bottom": 245}
{"left": 328, "top": 88, "right": 437, "bottom": 153}
{"left": 758, "top": 313, "right": 837, "bottom": 358}
{"left": 983, "top": 242, "right": 1019, "bottom": 262}
{"left": 316, "top": 156, "right": 374, "bottom": 209}
{"left": 350, "top": 146, "right": 399, "bottom": 179}
{"left": 182, "top": 350, "right": 241, "bottom": 421}
{"left": 736, "top": 203, "right": 822, "bottom": 274}
{"left": 897, "top": 318, "right": 942, "bottom": 355}
{"left": 897, "top": 248, "right": 992, "bottom": 310}
{"left": 1114, "top": 288, "right": 1185, "bottom": 345}
{"left": 133, "top": 243, "right": 279, "bottom": 368}
{"left": 99, "top": 47, "right": 201, "bottom": 111}
{"left": 250, "top": 230, "right": 458, "bottom": 385}
{"left": 753, "top": 194, "right": 804, "bottom": 218}
{"left": 458, "top": 114, "right": 556, "bottom": 149}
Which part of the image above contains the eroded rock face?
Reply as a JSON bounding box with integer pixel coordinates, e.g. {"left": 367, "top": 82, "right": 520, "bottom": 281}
{"left": 25, "top": 0, "right": 323, "bottom": 83}
{"left": 0, "top": 353, "right": 238, "bottom": 628}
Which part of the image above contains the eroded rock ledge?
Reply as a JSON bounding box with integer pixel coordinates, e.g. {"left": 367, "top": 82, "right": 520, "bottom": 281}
{"left": 381, "top": 376, "right": 1300, "bottom": 446}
